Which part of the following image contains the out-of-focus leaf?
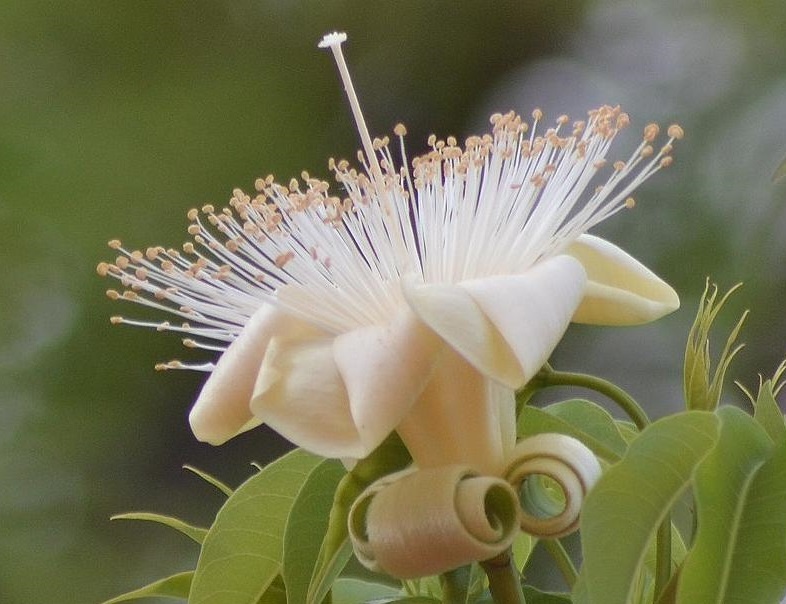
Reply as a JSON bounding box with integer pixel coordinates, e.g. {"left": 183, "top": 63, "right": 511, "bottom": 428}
{"left": 183, "top": 464, "right": 234, "bottom": 497}
{"left": 364, "top": 598, "right": 439, "bottom": 604}
{"left": 331, "top": 578, "right": 401, "bottom": 604}
{"left": 476, "top": 586, "right": 572, "bottom": 604}
{"left": 677, "top": 406, "right": 786, "bottom": 603}
{"left": 439, "top": 565, "right": 472, "bottom": 604}
{"left": 518, "top": 399, "right": 628, "bottom": 462}
{"left": 753, "top": 379, "right": 786, "bottom": 444}
{"left": 749, "top": 360, "right": 786, "bottom": 445}
{"left": 308, "top": 433, "right": 411, "bottom": 604}
{"left": 773, "top": 153, "right": 786, "bottom": 182}
{"left": 189, "top": 448, "right": 321, "bottom": 604}
{"left": 100, "top": 571, "right": 192, "bottom": 603}
{"left": 111, "top": 512, "right": 208, "bottom": 544}
{"left": 521, "top": 586, "right": 573, "bottom": 603}
{"left": 282, "top": 458, "right": 345, "bottom": 604}
{"left": 579, "top": 412, "right": 718, "bottom": 604}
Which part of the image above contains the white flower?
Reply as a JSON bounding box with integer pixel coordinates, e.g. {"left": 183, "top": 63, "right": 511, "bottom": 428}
{"left": 98, "top": 33, "right": 680, "bottom": 474}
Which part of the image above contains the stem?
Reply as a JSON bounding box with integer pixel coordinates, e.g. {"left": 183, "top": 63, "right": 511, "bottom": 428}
{"left": 654, "top": 514, "right": 672, "bottom": 600}
{"left": 480, "top": 549, "right": 525, "bottom": 604}
{"left": 542, "top": 539, "right": 578, "bottom": 589}
{"left": 533, "top": 364, "right": 651, "bottom": 430}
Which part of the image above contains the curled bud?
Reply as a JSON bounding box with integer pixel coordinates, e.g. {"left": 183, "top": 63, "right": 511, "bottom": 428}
{"left": 348, "top": 465, "right": 520, "bottom": 578}
{"left": 504, "top": 433, "right": 602, "bottom": 538}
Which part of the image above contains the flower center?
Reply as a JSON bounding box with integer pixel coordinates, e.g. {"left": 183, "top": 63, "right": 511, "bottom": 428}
{"left": 97, "top": 32, "right": 683, "bottom": 370}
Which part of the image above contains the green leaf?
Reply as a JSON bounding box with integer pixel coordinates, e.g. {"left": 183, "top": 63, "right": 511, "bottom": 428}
{"left": 477, "top": 586, "right": 572, "bottom": 604}
{"left": 282, "top": 458, "right": 346, "bottom": 604}
{"left": 579, "top": 411, "right": 719, "bottom": 604}
{"left": 654, "top": 567, "right": 680, "bottom": 604}
{"left": 189, "top": 448, "right": 322, "bottom": 604}
{"left": 339, "top": 554, "right": 402, "bottom": 588}
{"left": 518, "top": 399, "right": 628, "bottom": 462}
{"left": 511, "top": 532, "right": 537, "bottom": 573}
{"left": 100, "top": 571, "right": 192, "bottom": 603}
{"left": 111, "top": 512, "right": 208, "bottom": 545}
{"left": 439, "top": 565, "right": 472, "bottom": 603}
{"left": 684, "top": 281, "right": 747, "bottom": 412}
{"left": 677, "top": 406, "right": 786, "bottom": 603}
{"left": 521, "top": 585, "right": 573, "bottom": 603}
{"left": 309, "top": 433, "right": 411, "bottom": 604}
{"left": 753, "top": 379, "right": 786, "bottom": 444}
{"left": 257, "top": 576, "right": 287, "bottom": 604}
{"left": 331, "top": 578, "right": 401, "bottom": 604}
{"left": 183, "top": 464, "right": 234, "bottom": 496}
{"left": 364, "top": 598, "right": 440, "bottom": 604}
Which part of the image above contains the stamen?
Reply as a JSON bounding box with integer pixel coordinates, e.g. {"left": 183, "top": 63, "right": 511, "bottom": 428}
{"left": 319, "top": 32, "right": 385, "bottom": 189}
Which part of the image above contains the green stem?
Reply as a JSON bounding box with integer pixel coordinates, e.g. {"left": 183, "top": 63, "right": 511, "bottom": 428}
{"left": 542, "top": 539, "right": 578, "bottom": 589}
{"left": 654, "top": 514, "right": 672, "bottom": 601}
{"left": 480, "top": 549, "right": 525, "bottom": 604}
{"left": 531, "top": 364, "right": 651, "bottom": 430}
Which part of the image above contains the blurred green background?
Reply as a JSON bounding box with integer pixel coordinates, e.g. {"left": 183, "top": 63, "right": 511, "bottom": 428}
{"left": 2, "top": 0, "right": 786, "bottom": 602}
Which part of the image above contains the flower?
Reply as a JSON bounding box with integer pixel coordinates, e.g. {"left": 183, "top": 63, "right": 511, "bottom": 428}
{"left": 98, "top": 32, "right": 680, "bottom": 474}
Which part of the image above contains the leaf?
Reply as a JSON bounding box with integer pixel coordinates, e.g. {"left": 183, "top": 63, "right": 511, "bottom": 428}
{"left": 111, "top": 512, "right": 208, "bottom": 544}
{"left": 183, "top": 464, "right": 234, "bottom": 496}
{"left": 257, "top": 576, "right": 287, "bottom": 604}
{"left": 677, "top": 406, "right": 786, "bottom": 603}
{"left": 511, "top": 532, "right": 537, "bottom": 573}
{"left": 189, "top": 448, "right": 322, "bottom": 604}
{"left": 331, "top": 578, "right": 401, "bottom": 604}
{"left": 476, "top": 586, "right": 572, "bottom": 604}
{"left": 100, "top": 571, "right": 192, "bottom": 603}
{"left": 683, "top": 281, "right": 746, "bottom": 412}
{"left": 364, "top": 598, "right": 439, "bottom": 604}
{"left": 641, "top": 523, "right": 688, "bottom": 581}
{"left": 518, "top": 399, "right": 628, "bottom": 462}
{"left": 338, "top": 554, "right": 403, "bottom": 591}
{"left": 773, "top": 152, "right": 786, "bottom": 182}
{"left": 439, "top": 565, "right": 472, "bottom": 604}
{"left": 753, "top": 379, "right": 786, "bottom": 444}
{"left": 282, "top": 458, "right": 346, "bottom": 603}
{"left": 654, "top": 567, "right": 680, "bottom": 604}
{"left": 579, "top": 411, "right": 719, "bottom": 604}
{"left": 308, "top": 433, "right": 411, "bottom": 604}
{"left": 521, "top": 586, "right": 573, "bottom": 603}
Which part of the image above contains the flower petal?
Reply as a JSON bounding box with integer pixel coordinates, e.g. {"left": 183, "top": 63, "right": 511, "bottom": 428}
{"left": 461, "top": 255, "right": 588, "bottom": 384}
{"left": 402, "top": 276, "right": 525, "bottom": 389}
{"left": 250, "top": 334, "right": 367, "bottom": 459}
{"left": 566, "top": 234, "right": 680, "bottom": 325}
{"left": 396, "top": 350, "right": 516, "bottom": 475}
{"left": 333, "top": 310, "right": 443, "bottom": 455}
{"left": 189, "top": 305, "right": 314, "bottom": 445}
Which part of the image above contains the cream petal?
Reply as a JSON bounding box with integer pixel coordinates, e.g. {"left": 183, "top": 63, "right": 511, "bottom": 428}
{"left": 566, "top": 234, "right": 680, "bottom": 325}
{"left": 396, "top": 349, "right": 516, "bottom": 475}
{"left": 402, "top": 276, "right": 525, "bottom": 389}
{"left": 461, "top": 255, "right": 588, "bottom": 384}
{"left": 189, "top": 305, "right": 315, "bottom": 445}
{"left": 333, "top": 311, "right": 443, "bottom": 455}
{"left": 250, "top": 335, "right": 367, "bottom": 459}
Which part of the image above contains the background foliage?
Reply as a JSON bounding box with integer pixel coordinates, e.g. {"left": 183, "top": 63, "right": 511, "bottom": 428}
{"left": 1, "top": 1, "right": 786, "bottom": 602}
